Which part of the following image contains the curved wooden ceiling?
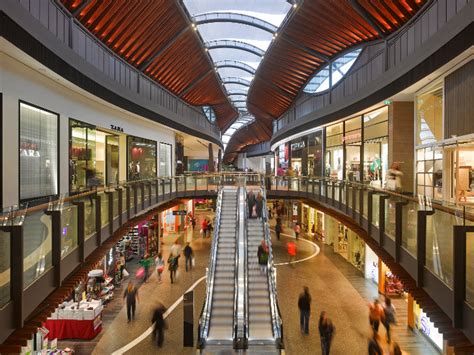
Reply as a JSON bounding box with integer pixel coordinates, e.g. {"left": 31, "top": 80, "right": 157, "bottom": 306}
{"left": 247, "top": 0, "right": 428, "bottom": 120}
{"left": 60, "top": 0, "right": 238, "bottom": 130}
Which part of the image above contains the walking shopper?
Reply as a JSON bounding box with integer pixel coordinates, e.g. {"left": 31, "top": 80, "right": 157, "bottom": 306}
{"left": 256, "top": 192, "right": 264, "bottom": 219}
{"left": 168, "top": 254, "right": 180, "bottom": 284}
{"left": 201, "top": 218, "right": 208, "bottom": 238}
{"left": 184, "top": 243, "right": 194, "bottom": 272}
{"left": 383, "top": 296, "right": 397, "bottom": 343}
{"left": 287, "top": 240, "right": 297, "bottom": 267}
{"left": 248, "top": 190, "right": 256, "bottom": 218}
{"left": 275, "top": 221, "right": 282, "bottom": 241}
{"left": 139, "top": 254, "right": 153, "bottom": 283}
{"left": 318, "top": 311, "right": 335, "bottom": 355}
{"left": 257, "top": 239, "right": 269, "bottom": 273}
{"left": 155, "top": 252, "right": 165, "bottom": 283}
{"left": 123, "top": 282, "right": 139, "bottom": 322}
{"left": 294, "top": 222, "right": 301, "bottom": 240}
{"left": 298, "top": 286, "right": 311, "bottom": 334}
{"left": 152, "top": 303, "right": 167, "bottom": 348}
{"left": 207, "top": 220, "right": 213, "bottom": 238}
{"left": 368, "top": 333, "right": 383, "bottom": 355}
{"left": 368, "top": 299, "right": 384, "bottom": 334}
{"left": 170, "top": 239, "right": 182, "bottom": 257}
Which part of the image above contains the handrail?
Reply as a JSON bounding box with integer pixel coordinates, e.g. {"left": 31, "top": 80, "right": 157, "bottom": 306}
{"left": 261, "top": 184, "right": 284, "bottom": 346}
{"left": 242, "top": 187, "right": 250, "bottom": 345}
{"left": 198, "top": 187, "right": 224, "bottom": 344}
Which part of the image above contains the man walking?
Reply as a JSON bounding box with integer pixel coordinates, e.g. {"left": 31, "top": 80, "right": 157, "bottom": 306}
{"left": 298, "top": 286, "right": 311, "bottom": 334}
{"left": 184, "top": 243, "right": 194, "bottom": 272}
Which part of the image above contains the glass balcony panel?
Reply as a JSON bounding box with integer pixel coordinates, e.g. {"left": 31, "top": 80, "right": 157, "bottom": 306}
{"left": 23, "top": 211, "right": 52, "bottom": 287}
{"left": 100, "top": 193, "right": 109, "bottom": 227}
{"left": 151, "top": 182, "right": 157, "bottom": 200}
{"left": 0, "top": 230, "right": 11, "bottom": 306}
{"left": 84, "top": 197, "right": 96, "bottom": 239}
{"left": 426, "top": 210, "right": 456, "bottom": 288}
{"left": 354, "top": 189, "right": 360, "bottom": 213}
{"left": 321, "top": 181, "right": 326, "bottom": 197}
{"left": 362, "top": 190, "right": 368, "bottom": 218}
{"left": 177, "top": 177, "right": 185, "bottom": 192}
{"left": 384, "top": 198, "right": 396, "bottom": 239}
{"left": 327, "top": 183, "right": 334, "bottom": 200}
{"left": 348, "top": 186, "right": 353, "bottom": 209}
{"left": 290, "top": 178, "right": 298, "bottom": 191}
{"left": 467, "top": 232, "right": 474, "bottom": 307}
{"left": 372, "top": 195, "right": 380, "bottom": 227}
{"left": 334, "top": 184, "right": 340, "bottom": 202}
{"left": 340, "top": 183, "right": 346, "bottom": 204}
{"left": 61, "top": 205, "right": 78, "bottom": 258}
{"left": 129, "top": 186, "right": 135, "bottom": 210}
{"left": 196, "top": 177, "right": 206, "bottom": 191}
{"left": 121, "top": 188, "right": 127, "bottom": 213}
{"left": 113, "top": 191, "right": 119, "bottom": 219}
{"left": 186, "top": 177, "right": 195, "bottom": 191}
{"left": 402, "top": 201, "right": 418, "bottom": 256}
{"left": 136, "top": 185, "right": 143, "bottom": 207}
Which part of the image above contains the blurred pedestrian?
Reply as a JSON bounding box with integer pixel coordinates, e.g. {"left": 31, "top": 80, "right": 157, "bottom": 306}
{"left": 256, "top": 192, "right": 264, "bottom": 219}
{"left": 184, "top": 243, "right": 194, "bottom": 272}
{"left": 294, "top": 222, "right": 301, "bottom": 240}
{"left": 152, "top": 303, "right": 167, "bottom": 347}
{"left": 248, "top": 190, "right": 256, "bottom": 218}
{"left": 123, "top": 281, "right": 139, "bottom": 322}
{"left": 298, "top": 286, "right": 311, "bottom": 335}
{"left": 139, "top": 254, "right": 153, "bottom": 283}
{"left": 383, "top": 296, "right": 397, "bottom": 343}
{"left": 155, "top": 252, "right": 165, "bottom": 283}
{"left": 390, "top": 342, "right": 403, "bottom": 355}
{"left": 387, "top": 162, "right": 403, "bottom": 192}
{"left": 275, "top": 221, "right": 282, "bottom": 241}
{"left": 368, "top": 333, "right": 383, "bottom": 355}
{"left": 168, "top": 254, "right": 180, "bottom": 284}
{"left": 257, "top": 239, "right": 269, "bottom": 273}
{"left": 318, "top": 311, "right": 335, "bottom": 355}
{"left": 368, "top": 299, "right": 384, "bottom": 334}
{"left": 201, "top": 218, "right": 208, "bottom": 238}
{"left": 170, "top": 239, "right": 182, "bottom": 257}
{"left": 287, "top": 240, "right": 297, "bottom": 267}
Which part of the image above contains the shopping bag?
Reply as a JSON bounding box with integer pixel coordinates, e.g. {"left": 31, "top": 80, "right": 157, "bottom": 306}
{"left": 191, "top": 257, "right": 195, "bottom": 267}
{"left": 122, "top": 268, "right": 129, "bottom": 278}
{"left": 135, "top": 267, "right": 145, "bottom": 279}
{"left": 386, "top": 179, "right": 396, "bottom": 191}
{"left": 157, "top": 265, "right": 164, "bottom": 273}
{"left": 199, "top": 228, "right": 203, "bottom": 235}
{"left": 175, "top": 270, "right": 180, "bottom": 281}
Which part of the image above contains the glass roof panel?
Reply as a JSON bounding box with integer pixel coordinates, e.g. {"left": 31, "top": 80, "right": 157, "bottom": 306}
{"left": 183, "top": 0, "right": 292, "bottom": 153}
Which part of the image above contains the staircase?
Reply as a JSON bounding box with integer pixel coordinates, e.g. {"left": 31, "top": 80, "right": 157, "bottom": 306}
{"left": 207, "top": 188, "right": 238, "bottom": 342}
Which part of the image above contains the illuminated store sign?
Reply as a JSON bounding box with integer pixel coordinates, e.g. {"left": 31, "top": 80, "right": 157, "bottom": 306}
{"left": 291, "top": 141, "right": 306, "bottom": 151}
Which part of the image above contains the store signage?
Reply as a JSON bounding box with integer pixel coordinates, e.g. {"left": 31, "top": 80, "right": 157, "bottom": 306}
{"left": 342, "top": 132, "right": 361, "bottom": 142}
{"left": 291, "top": 141, "right": 305, "bottom": 151}
{"left": 110, "top": 124, "right": 124, "bottom": 132}
{"left": 172, "top": 210, "right": 187, "bottom": 216}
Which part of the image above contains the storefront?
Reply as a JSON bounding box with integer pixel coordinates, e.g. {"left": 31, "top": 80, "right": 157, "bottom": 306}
{"left": 276, "top": 142, "right": 289, "bottom": 175}
{"left": 364, "top": 244, "right": 379, "bottom": 284}
{"left": 20, "top": 102, "right": 59, "bottom": 201}
{"left": 325, "top": 122, "right": 344, "bottom": 180}
{"left": 69, "top": 118, "right": 122, "bottom": 192}
{"left": 307, "top": 130, "right": 324, "bottom": 176}
{"left": 290, "top": 138, "right": 307, "bottom": 176}
{"left": 127, "top": 136, "right": 157, "bottom": 180}
{"left": 344, "top": 117, "right": 362, "bottom": 182}
{"left": 363, "top": 107, "right": 389, "bottom": 186}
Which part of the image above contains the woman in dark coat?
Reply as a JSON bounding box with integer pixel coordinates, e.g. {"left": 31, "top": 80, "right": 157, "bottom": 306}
{"left": 256, "top": 192, "right": 264, "bottom": 219}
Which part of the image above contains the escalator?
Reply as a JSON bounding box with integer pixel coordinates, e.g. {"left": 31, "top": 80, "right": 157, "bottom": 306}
{"left": 246, "top": 187, "right": 284, "bottom": 352}
{"left": 199, "top": 187, "right": 239, "bottom": 347}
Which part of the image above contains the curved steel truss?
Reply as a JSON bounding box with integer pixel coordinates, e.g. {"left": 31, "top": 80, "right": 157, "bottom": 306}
{"left": 192, "top": 12, "right": 277, "bottom": 34}
{"left": 214, "top": 60, "right": 256, "bottom": 75}
{"left": 205, "top": 40, "right": 265, "bottom": 57}
{"left": 222, "top": 77, "right": 252, "bottom": 87}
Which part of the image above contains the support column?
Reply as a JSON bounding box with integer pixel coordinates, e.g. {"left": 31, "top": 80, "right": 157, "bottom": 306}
{"left": 388, "top": 102, "right": 415, "bottom": 193}
{"left": 208, "top": 143, "right": 214, "bottom": 173}
{"left": 217, "top": 149, "right": 222, "bottom": 172}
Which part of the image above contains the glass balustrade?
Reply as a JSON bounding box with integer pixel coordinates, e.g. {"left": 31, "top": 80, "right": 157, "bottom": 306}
{"left": 467, "top": 232, "right": 474, "bottom": 307}
{"left": 426, "top": 210, "right": 457, "bottom": 288}
{"left": 362, "top": 189, "right": 368, "bottom": 218}
{"left": 129, "top": 186, "right": 135, "bottom": 211}
{"left": 372, "top": 194, "right": 380, "bottom": 228}
{"left": 151, "top": 181, "right": 157, "bottom": 200}
{"left": 23, "top": 211, "right": 52, "bottom": 287}
{"left": 121, "top": 188, "right": 127, "bottom": 214}
{"left": 384, "top": 198, "right": 396, "bottom": 239}
{"left": 61, "top": 204, "right": 78, "bottom": 258}
{"left": 100, "top": 193, "right": 109, "bottom": 228}
{"left": 84, "top": 197, "right": 96, "bottom": 239}
{"left": 143, "top": 184, "right": 150, "bottom": 205}
{"left": 354, "top": 188, "right": 360, "bottom": 213}
{"left": 348, "top": 185, "right": 353, "bottom": 209}
{"left": 112, "top": 191, "right": 119, "bottom": 219}
{"left": 334, "top": 183, "right": 340, "bottom": 202}
{"left": 340, "top": 183, "right": 346, "bottom": 204}
{"left": 136, "top": 184, "right": 143, "bottom": 207}
{"left": 0, "top": 230, "right": 10, "bottom": 306}
{"left": 401, "top": 201, "right": 418, "bottom": 256}
{"left": 177, "top": 177, "right": 185, "bottom": 192}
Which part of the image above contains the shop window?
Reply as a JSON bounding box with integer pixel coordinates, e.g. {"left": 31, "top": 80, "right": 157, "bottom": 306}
{"left": 127, "top": 136, "right": 157, "bottom": 180}
{"left": 20, "top": 102, "right": 58, "bottom": 201}
{"left": 70, "top": 119, "right": 120, "bottom": 192}
{"left": 416, "top": 83, "right": 443, "bottom": 145}
{"left": 307, "top": 131, "right": 323, "bottom": 176}
{"left": 159, "top": 142, "right": 172, "bottom": 177}
{"left": 363, "top": 107, "right": 388, "bottom": 185}
{"left": 325, "top": 123, "right": 343, "bottom": 179}
{"left": 416, "top": 147, "right": 443, "bottom": 199}
{"left": 344, "top": 117, "right": 362, "bottom": 181}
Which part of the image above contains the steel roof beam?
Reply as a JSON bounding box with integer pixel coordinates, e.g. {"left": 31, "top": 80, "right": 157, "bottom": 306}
{"left": 206, "top": 40, "right": 264, "bottom": 57}
{"left": 192, "top": 12, "right": 277, "bottom": 34}
{"left": 348, "top": 0, "right": 387, "bottom": 38}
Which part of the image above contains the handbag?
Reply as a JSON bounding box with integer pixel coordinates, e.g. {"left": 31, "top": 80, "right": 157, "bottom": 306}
{"left": 122, "top": 268, "right": 129, "bottom": 278}
{"left": 386, "top": 179, "right": 396, "bottom": 191}
{"left": 191, "top": 257, "right": 195, "bottom": 267}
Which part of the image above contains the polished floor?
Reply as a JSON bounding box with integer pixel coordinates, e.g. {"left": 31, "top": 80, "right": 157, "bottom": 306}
{"left": 59, "top": 214, "right": 439, "bottom": 354}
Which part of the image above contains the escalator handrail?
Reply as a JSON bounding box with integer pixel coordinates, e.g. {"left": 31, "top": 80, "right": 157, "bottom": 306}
{"left": 198, "top": 186, "right": 224, "bottom": 343}
{"left": 242, "top": 189, "right": 250, "bottom": 342}
{"left": 232, "top": 187, "right": 241, "bottom": 342}
{"left": 261, "top": 186, "right": 284, "bottom": 343}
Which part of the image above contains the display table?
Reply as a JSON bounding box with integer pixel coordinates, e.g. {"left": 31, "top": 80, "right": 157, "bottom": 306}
{"left": 44, "top": 315, "right": 102, "bottom": 340}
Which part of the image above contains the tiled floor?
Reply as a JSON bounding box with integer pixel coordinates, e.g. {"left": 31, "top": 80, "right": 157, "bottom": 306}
{"left": 59, "top": 211, "right": 439, "bottom": 354}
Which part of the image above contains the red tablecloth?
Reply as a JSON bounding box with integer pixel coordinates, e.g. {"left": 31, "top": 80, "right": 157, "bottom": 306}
{"left": 44, "top": 318, "right": 102, "bottom": 340}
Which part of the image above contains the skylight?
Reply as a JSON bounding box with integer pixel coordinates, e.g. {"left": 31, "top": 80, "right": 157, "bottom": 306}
{"left": 183, "top": 0, "right": 292, "bottom": 152}
{"left": 304, "top": 48, "right": 362, "bottom": 94}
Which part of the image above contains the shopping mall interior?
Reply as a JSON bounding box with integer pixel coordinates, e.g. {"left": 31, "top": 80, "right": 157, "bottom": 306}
{"left": 0, "top": 0, "right": 473, "bottom": 354}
